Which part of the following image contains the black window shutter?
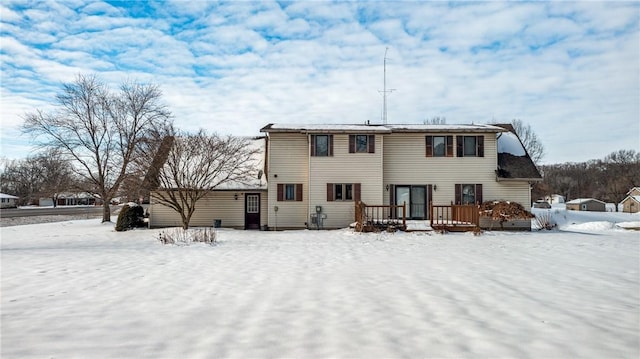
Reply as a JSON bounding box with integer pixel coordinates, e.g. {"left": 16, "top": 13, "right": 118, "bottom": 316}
{"left": 277, "top": 184, "right": 284, "bottom": 201}
{"left": 326, "top": 183, "right": 334, "bottom": 202}
{"left": 477, "top": 136, "right": 484, "bottom": 157}
{"left": 296, "top": 184, "right": 303, "bottom": 202}
{"left": 446, "top": 136, "right": 454, "bottom": 157}
{"left": 427, "top": 184, "right": 433, "bottom": 207}
{"left": 425, "top": 136, "right": 433, "bottom": 157}
{"left": 368, "top": 135, "right": 375, "bottom": 153}
{"left": 455, "top": 184, "right": 462, "bottom": 204}
{"left": 310, "top": 135, "right": 316, "bottom": 156}
{"left": 349, "top": 135, "right": 355, "bottom": 153}
{"left": 389, "top": 184, "right": 395, "bottom": 218}
{"left": 456, "top": 136, "right": 463, "bottom": 157}
{"left": 475, "top": 184, "right": 483, "bottom": 204}
{"left": 354, "top": 183, "right": 361, "bottom": 201}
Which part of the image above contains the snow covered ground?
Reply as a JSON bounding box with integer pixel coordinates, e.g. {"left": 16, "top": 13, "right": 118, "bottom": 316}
{"left": 1, "top": 208, "right": 638, "bottom": 358}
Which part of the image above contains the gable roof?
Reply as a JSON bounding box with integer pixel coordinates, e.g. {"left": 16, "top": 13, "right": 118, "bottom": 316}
{"left": 566, "top": 198, "right": 606, "bottom": 205}
{"left": 626, "top": 187, "right": 640, "bottom": 195}
{"left": 0, "top": 193, "right": 19, "bottom": 199}
{"left": 621, "top": 195, "right": 640, "bottom": 204}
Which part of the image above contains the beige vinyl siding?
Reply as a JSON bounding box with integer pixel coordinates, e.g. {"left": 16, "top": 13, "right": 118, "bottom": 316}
{"left": 266, "top": 133, "right": 309, "bottom": 229}
{"left": 150, "top": 191, "right": 266, "bottom": 228}
{"left": 383, "top": 133, "right": 530, "bottom": 207}
{"left": 309, "top": 134, "right": 383, "bottom": 228}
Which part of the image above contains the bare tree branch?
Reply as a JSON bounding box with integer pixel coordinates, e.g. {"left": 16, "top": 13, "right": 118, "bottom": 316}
{"left": 151, "top": 130, "right": 261, "bottom": 229}
{"left": 22, "top": 74, "right": 172, "bottom": 222}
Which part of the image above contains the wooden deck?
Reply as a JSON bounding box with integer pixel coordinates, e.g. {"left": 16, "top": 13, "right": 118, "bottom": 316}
{"left": 354, "top": 201, "right": 406, "bottom": 232}
{"left": 355, "top": 201, "right": 480, "bottom": 233}
{"left": 430, "top": 203, "right": 480, "bottom": 232}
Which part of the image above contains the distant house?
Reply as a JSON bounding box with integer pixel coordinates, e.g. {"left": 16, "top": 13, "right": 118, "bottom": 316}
{"left": 543, "top": 194, "right": 565, "bottom": 204}
{"left": 39, "top": 193, "right": 97, "bottom": 207}
{"left": 0, "top": 193, "right": 19, "bottom": 208}
{"left": 566, "top": 198, "right": 606, "bottom": 212}
{"left": 620, "top": 188, "right": 640, "bottom": 213}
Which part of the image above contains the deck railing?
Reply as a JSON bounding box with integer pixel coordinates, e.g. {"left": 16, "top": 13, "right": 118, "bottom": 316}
{"left": 355, "top": 201, "right": 406, "bottom": 232}
{"left": 429, "top": 202, "right": 480, "bottom": 231}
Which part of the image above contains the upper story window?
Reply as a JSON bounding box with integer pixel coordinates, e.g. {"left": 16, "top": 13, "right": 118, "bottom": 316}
{"left": 349, "top": 134, "right": 375, "bottom": 153}
{"left": 456, "top": 136, "right": 484, "bottom": 157}
{"left": 311, "top": 134, "right": 333, "bottom": 157}
{"left": 426, "top": 135, "right": 453, "bottom": 157}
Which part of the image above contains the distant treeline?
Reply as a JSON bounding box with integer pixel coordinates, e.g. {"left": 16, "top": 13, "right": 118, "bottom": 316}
{"left": 534, "top": 150, "right": 639, "bottom": 209}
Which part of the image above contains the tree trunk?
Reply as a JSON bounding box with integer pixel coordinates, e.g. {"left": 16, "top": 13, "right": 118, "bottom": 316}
{"left": 102, "top": 201, "right": 111, "bottom": 222}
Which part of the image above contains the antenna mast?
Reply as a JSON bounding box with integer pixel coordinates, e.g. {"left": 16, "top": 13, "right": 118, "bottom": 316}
{"left": 379, "top": 47, "right": 396, "bottom": 124}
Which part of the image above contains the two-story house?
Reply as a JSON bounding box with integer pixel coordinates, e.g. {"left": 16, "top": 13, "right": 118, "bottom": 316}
{"left": 260, "top": 123, "right": 541, "bottom": 229}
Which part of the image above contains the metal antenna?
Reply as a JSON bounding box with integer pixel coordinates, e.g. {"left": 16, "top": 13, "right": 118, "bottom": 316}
{"left": 379, "top": 47, "right": 396, "bottom": 124}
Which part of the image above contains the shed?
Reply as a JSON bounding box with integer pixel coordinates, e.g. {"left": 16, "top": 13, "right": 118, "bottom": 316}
{"left": 620, "top": 195, "right": 640, "bottom": 213}
{"left": 566, "top": 198, "right": 606, "bottom": 212}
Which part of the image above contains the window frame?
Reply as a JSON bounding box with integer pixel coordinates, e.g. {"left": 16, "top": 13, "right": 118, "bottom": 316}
{"left": 426, "top": 135, "right": 453, "bottom": 157}
{"left": 327, "top": 183, "right": 360, "bottom": 202}
{"left": 349, "top": 134, "right": 375, "bottom": 154}
{"left": 277, "top": 183, "right": 303, "bottom": 202}
{"left": 456, "top": 135, "right": 484, "bottom": 157}
{"left": 311, "top": 134, "right": 333, "bottom": 157}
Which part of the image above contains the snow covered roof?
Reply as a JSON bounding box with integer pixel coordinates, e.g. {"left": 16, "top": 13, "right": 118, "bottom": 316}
{"left": 261, "top": 123, "right": 506, "bottom": 134}
{"left": 0, "top": 193, "right": 18, "bottom": 199}
{"left": 621, "top": 195, "right": 640, "bottom": 204}
{"left": 147, "top": 136, "right": 267, "bottom": 192}
{"left": 566, "top": 198, "right": 606, "bottom": 205}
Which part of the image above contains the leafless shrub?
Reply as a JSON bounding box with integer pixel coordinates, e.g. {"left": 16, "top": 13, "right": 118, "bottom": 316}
{"left": 159, "top": 227, "right": 217, "bottom": 245}
{"left": 534, "top": 211, "right": 556, "bottom": 230}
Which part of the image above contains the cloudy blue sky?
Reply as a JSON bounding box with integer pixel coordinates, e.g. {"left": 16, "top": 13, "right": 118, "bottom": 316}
{"left": 1, "top": 0, "right": 638, "bottom": 164}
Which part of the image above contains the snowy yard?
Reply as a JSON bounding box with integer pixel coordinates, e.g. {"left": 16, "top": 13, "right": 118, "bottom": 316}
{"left": 1, "top": 209, "right": 639, "bottom": 358}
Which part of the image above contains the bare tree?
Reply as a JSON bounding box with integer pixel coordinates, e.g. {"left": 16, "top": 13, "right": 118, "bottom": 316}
{"left": 424, "top": 116, "right": 447, "bottom": 125}
{"left": 151, "top": 130, "right": 260, "bottom": 229}
{"left": 36, "top": 149, "right": 76, "bottom": 207}
{"left": 0, "top": 157, "right": 43, "bottom": 205}
{"left": 598, "top": 149, "right": 640, "bottom": 211}
{"left": 511, "top": 119, "right": 545, "bottom": 164}
{"left": 22, "top": 74, "right": 172, "bottom": 222}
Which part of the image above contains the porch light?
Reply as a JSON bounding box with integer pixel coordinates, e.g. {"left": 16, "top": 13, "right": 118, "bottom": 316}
{"left": 234, "top": 193, "right": 239, "bottom": 200}
{"left": 386, "top": 184, "right": 389, "bottom": 191}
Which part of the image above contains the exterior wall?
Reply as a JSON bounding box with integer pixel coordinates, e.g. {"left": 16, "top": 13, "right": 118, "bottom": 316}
{"left": 149, "top": 190, "right": 267, "bottom": 228}
{"left": 309, "top": 134, "right": 384, "bottom": 228}
{"left": 0, "top": 197, "right": 17, "bottom": 208}
{"left": 622, "top": 198, "right": 640, "bottom": 213}
{"left": 266, "top": 133, "right": 309, "bottom": 229}
{"left": 382, "top": 133, "right": 531, "bottom": 208}
{"left": 566, "top": 200, "right": 606, "bottom": 212}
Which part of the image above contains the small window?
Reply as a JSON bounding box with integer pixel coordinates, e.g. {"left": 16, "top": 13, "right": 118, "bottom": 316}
{"left": 355, "top": 135, "right": 368, "bottom": 153}
{"left": 455, "top": 184, "right": 483, "bottom": 205}
{"left": 462, "top": 184, "right": 475, "bottom": 204}
{"left": 333, "top": 184, "right": 353, "bottom": 201}
{"left": 311, "top": 134, "right": 333, "bottom": 156}
{"left": 277, "top": 183, "right": 302, "bottom": 201}
{"left": 426, "top": 136, "right": 453, "bottom": 157}
{"left": 457, "top": 136, "right": 484, "bottom": 157}
{"left": 246, "top": 195, "right": 259, "bottom": 213}
{"left": 433, "top": 136, "right": 446, "bottom": 156}
{"left": 464, "top": 137, "right": 477, "bottom": 156}
{"left": 285, "top": 184, "right": 296, "bottom": 201}
{"left": 327, "top": 183, "right": 359, "bottom": 202}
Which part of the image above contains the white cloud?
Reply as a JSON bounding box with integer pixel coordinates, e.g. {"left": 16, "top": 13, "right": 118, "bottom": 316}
{"left": 0, "top": 0, "right": 638, "bottom": 164}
